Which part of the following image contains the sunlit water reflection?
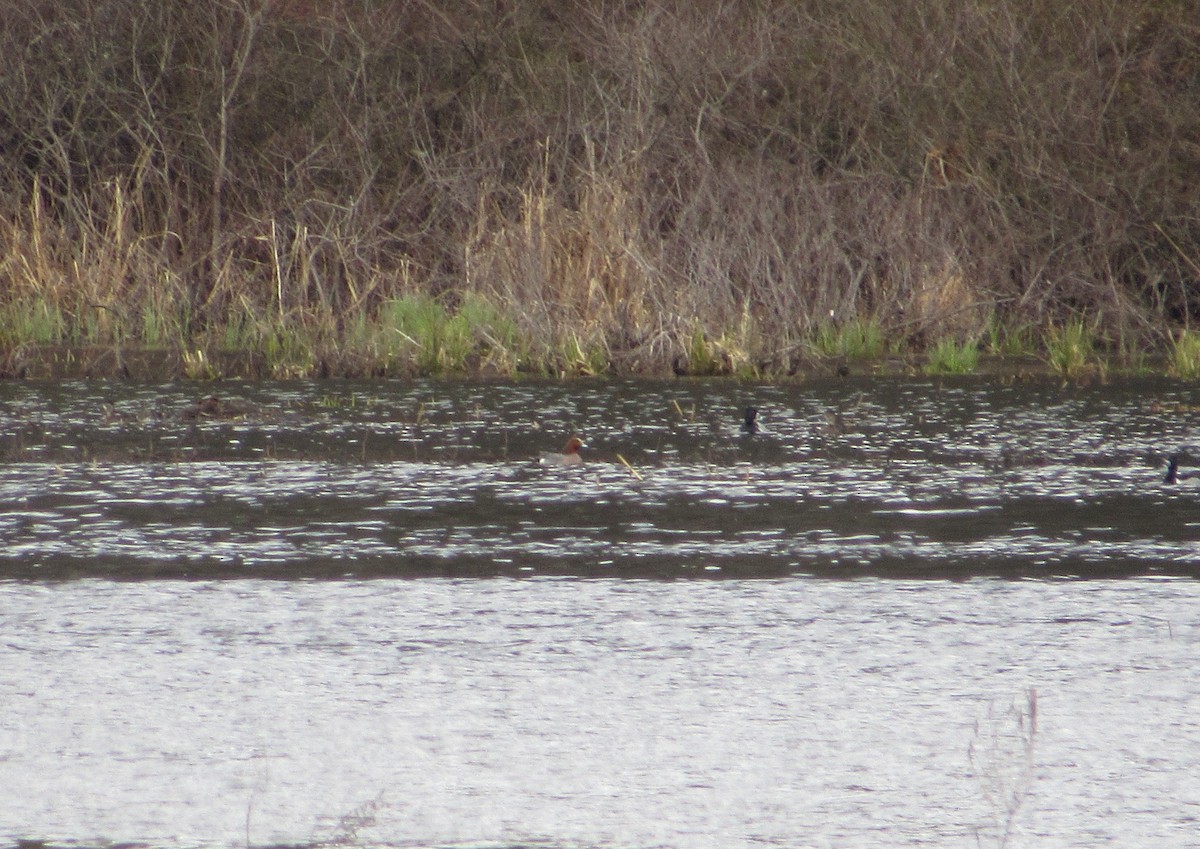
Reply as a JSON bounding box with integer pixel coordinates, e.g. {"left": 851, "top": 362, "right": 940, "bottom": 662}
{"left": 1, "top": 377, "right": 1199, "bottom": 577}
{"left": 2, "top": 578, "right": 1198, "bottom": 849}
{"left": 2, "top": 378, "right": 1200, "bottom": 848}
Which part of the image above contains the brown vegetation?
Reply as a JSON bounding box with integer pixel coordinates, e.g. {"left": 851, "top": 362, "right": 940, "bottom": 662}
{"left": 0, "top": 0, "right": 1198, "bottom": 378}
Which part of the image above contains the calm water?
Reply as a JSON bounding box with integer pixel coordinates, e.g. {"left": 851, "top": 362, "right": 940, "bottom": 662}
{"left": 1, "top": 378, "right": 1199, "bottom": 848}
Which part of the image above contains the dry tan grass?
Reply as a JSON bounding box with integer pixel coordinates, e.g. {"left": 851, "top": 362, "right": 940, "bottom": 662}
{"left": 0, "top": 0, "right": 1196, "bottom": 377}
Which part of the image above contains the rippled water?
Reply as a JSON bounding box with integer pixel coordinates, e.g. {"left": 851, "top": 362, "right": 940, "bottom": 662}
{"left": 2, "top": 378, "right": 1199, "bottom": 849}
{"left": 0, "top": 377, "right": 1198, "bottom": 577}
{"left": 2, "top": 577, "right": 1199, "bottom": 849}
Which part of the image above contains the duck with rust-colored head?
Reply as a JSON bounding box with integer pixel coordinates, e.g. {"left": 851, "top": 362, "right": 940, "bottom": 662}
{"left": 540, "top": 435, "right": 586, "bottom": 466}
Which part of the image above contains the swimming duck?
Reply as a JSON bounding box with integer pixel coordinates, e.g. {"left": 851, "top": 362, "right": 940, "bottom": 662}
{"left": 100, "top": 401, "right": 135, "bottom": 424}
{"left": 823, "top": 409, "right": 848, "bottom": 436}
{"left": 740, "top": 407, "right": 761, "bottom": 435}
{"left": 1164, "top": 455, "right": 1195, "bottom": 484}
{"left": 540, "top": 435, "right": 586, "bottom": 466}
{"left": 179, "top": 395, "right": 224, "bottom": 421}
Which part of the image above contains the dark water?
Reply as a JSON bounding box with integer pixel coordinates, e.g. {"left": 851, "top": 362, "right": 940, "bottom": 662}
{"left": 2, "top": 378, "right": 1200, "bottom": 849}
{"left": 0, "top": 377, "right": 1198, "bottom": 578}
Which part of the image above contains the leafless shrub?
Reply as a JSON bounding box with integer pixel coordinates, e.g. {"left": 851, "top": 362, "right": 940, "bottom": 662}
{"left": 0, "top": 0, "right": 1196, "bottom": 374}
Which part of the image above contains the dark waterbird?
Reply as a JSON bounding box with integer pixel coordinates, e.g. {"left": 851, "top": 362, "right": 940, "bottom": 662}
{"left": 741, "top": 407, "right": 761, "bottom": 435}
{"left": 1164, "top": 455, "right": 1196, "bottom": 484}
{"left": 179, "top": 395, "right": 225, "bottom": 421}
{"left": 178, "top": 395, "right": 259, "bottom": 421}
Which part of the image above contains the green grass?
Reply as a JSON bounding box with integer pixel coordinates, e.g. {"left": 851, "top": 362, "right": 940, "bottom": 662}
{"left": 685, "top": 325, "right": 727, "bottom": 375}
{"left": 1170, "top": 329, "right": 1200, "bottom": 378}
{"left": 221, "top": 311, "right": 258, "bottom": 352}
{"left": 812, "top": 318, "right": 887, "bottom": 360}
{"left": 446, "top": 293, "right": 522, "bottom": 374}
{"left": 678, "top": 317, "right": 760, "bottom": 377}
{"left": 383, "top": 293, "right": 447, "bottom": 371}
{"left": 379, "top": 292, "right": 525, "bottom": 374}
{"left": 8, "top": 280, "right": 1200, "bottom": 380}
{"left": 0, "top": 298, "right": 66, "bottom": 344}
{"left": 261, "top": 326, "right": 317, "bottom": 378}
{"left": 925, "top": 338, "right": 980, "bottom": 375}
{"left": 1045, "top": 318, "right": 1094, "bottom": 378}
{"left": 557, "top": 330, "right": 610, "bottom": 376}
{"left": 140, "top": 302, "right": 185, "bottom": 348}
{"left": 984, "top": 315, "right": 1037, "bottom": 358}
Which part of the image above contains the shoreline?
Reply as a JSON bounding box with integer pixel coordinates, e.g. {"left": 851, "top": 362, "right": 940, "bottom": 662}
{"left": 0, "top": 342, "right": 1183, "bottom": 384}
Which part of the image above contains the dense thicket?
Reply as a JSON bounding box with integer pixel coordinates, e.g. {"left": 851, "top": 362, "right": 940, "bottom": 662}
{"left": 1, "top": 0, "right": 1197, "bottom": 374}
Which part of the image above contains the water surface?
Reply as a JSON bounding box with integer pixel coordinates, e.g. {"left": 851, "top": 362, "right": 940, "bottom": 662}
{"left": 2, "top": 377, "right": 1199, "bottom": 849}
{"left": 1, "top": 377, "right": 1197, "bottom": 577}
{"left": 2, "top": 578, "right": 1198, "bottom": 849}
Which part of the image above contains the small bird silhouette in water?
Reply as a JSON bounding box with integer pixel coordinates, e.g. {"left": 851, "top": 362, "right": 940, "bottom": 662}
{"left": 740, "top": 407, "right": 762, "bottom": 435}
{"left": 1164, "top": 455, "right": 1196, "bottom": 484}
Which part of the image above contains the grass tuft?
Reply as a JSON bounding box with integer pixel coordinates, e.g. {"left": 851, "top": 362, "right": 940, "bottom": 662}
{"left": 0, "top": 299, "right": 66, "bottom": 345}
{"left": 925, "top": 338, "right": 980, "bottom": 375}
{"left": 813, "top": 318, "right": 887, "bottom": 360}
{"left": 1045, "top": 318, "right": 1094, "bottom": 378}
{"left": 376, "top": 292, "right": 525, "bottom": 375}
{"left": 685, "top": 325, "right": 728, "bottom": 376}
{"left": 557, "top": 330, "right": 610, "bottom": 377}
{"left": 985, "top": 316, "right": 1037, "bottom": 358}
{"left": 182, "top": 349, "right": 219, "bottom": 381}
{"left": 1169, "top": 330, "right": 1200, "bottom": 378}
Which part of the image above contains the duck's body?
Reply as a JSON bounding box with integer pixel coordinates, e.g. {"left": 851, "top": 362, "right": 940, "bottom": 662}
{"left": 540, "top": 436, "right": 585, "bottom": 466}
{"left": 740, "top": 407, "right": 761, "bottom": 435}
{"left": 100, "top": 401, "right": 135, "bottom": 424}
{"left": 823, "top": 409, "right": 847, "bottom": 436}
{"left": 180, "top": 395, "right": 224, "bottom": 421}
{"left": 1164, "top": 455, "right": 1194, "bottom": 484}
{"left": 178, "top": 395, "right": 255, "bottom": 421}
